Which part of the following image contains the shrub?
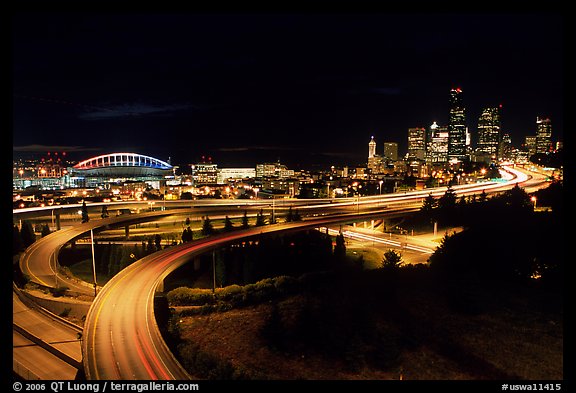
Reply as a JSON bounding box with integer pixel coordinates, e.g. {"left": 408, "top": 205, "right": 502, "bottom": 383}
{"left": 59, "top": 307, "right": 71, "bottom": 317}
{"left": 273, "top": 275, "right": 299, "bottom": 295}
{"left": 167, "top": 287, "right": 215, "bottom": 306}
{"left": 216, "top": 284, "right": 243, "bottom": 303}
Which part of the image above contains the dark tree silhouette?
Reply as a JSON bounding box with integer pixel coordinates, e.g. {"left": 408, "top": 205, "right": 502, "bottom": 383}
{"left": 41, "top": 224, "right": 51, "bottom": 237}
{"left": 421, "top": 193, "right": 436, "bottom": 213}
{"left": 255, "top": 209, "right": 266, "bottom": 226}
{"left": 478, "top": 190, "right": 487, "bottom": 203}
{"left": 13, "top": 225, "right": 23, "bottom": 254}
{"left": 292, "top": 209, "right": 302, "bottom": 221}
{"left": 334, "top": 232, "right": 346, "bottom": 260}
{"left": 20, "top": 220, "right": 36, "bottom": 248}
{"left": 202, "top": 216, "right": 215, "bottom": 235}
{"left": 101, "top": 205, "right": 109, "bottom": 218}
{"left": 182, "top": 227, "right": 193, "bottom": 242}
{"left": 381, "top": 249, "right": 403, "bottom": 270}
{"left": 224, "top": 216, "right": 234, "bottom": 232}
{"left": 241, "top": 211, "right": 249, "bottom": 229}
{"left": 286, "top": 206, "right": 294, "bottom": 222}
{"left": 81, "top": 200, "right": 90, "bottom": 223}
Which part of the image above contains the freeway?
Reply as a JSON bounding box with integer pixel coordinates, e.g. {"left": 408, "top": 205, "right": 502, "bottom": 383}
{"left": 19, "top": 210, "right": 176, "bottom": 295}
{"left": 15, "top": 165, "right": 549, "bottom": 379}
{"left": 82, "top": 209, "right": 411, "bottom": 380}
{"left": 82, "top": 165, "right": 550, "bottom": 380}
{"left": 13, "top": 286, "right": 82, "bottom": 379}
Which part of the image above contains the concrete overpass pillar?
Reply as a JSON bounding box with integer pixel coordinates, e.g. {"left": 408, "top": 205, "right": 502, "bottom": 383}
{"left": 125, "top": 225, "right": 130, "bottom": 240}
{"left": 55, "top": 210, "right": 61, "bottom": 231}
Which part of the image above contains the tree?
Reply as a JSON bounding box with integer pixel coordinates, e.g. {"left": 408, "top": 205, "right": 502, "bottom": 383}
{"left": 292, "top": 209, "right": 302, "bottom": 221}
{"left": 381, "top": 249, "right": 403, "bottom": 270}
{"left": 502, "top": 184, "right": 533, "bottom": 212}
{"left": 241, "top": 211, "right": 249, "bottom": 229}
{"left": 255, "top": 209, "right": 266, "bottom": 226}
{"left": 224, "top": 215, "right": 234, "bottom": 232}
{"left": 286, "top": 206, "right": 293, "bottom": 222}
{"left": 185, "top": 217, "right": 191, "bottom": 226}
{"left": 154, "top": 234, "right": 162, "bottom": 250}
{"left": 420, "top": 193, "right": 436, "bottom": 215}
{"left": 81, "top": 200, "right": 90, "bottom": 223}
{"left": 146, "top": 236, "right": 156, "bottom": 254}
{"left": 354, "top": 254, "right": 365, "bottom": 270}
{"left": 202, "top": 216, "right": 214, "bottom": 236}
{"left": 180, "top": 192, "right": 193, "bottom": 200}
{"left": 478, "top": 190, "right": 487, "bottom": 203}
{"left": 13, "top": 225, "right": 23, "bottom": 254}
{"left": 334, "top": 232, "right": 346, "bottom": 260}
{"left": 182, "top": 226, "right": 193, "bottom": 242}
{"left": 101, "top": 205, "right": 109, "bottom": 218}
{"left": 486, "top": 164, "right": 501, "bottom": 179}
{"left": 20, "top": 220, "right": 36, "bottom": 248}
{"left": 437, "top": 185, "right": 457, "bottom": 211}
{"left": 41, "top": 224, "right": 51, "bottom": 237}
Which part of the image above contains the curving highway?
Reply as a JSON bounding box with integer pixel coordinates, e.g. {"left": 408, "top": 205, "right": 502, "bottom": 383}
{"left": 15, "top": 165, "right": 550, "bottom": 379}
{"left": 82, "top": 210, "right": 411, "bottom": 380}
{"left": 13, "top": 286, "right": 83, "bottom": 379}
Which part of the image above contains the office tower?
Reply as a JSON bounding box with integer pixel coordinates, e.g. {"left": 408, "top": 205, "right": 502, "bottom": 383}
{"left": 408, "top": 127, "right": 426, "bottom": 160}
{"left": 536, "top": 117, "right": 552, "bottom": 153}
{"left": 524, "top": 136, "right": 537, "bottom": 156}
{"left": 191, "top": 162, "right": 218, "bottom": 184}
{"left": 499, "top": 133, "right": 512, "bottom": 161}
{"left": 256, "top": 161, "right": 294, "bottom": 178}
{"left": 367, "top": 136, "right": 383, "bottom": 173}
{"left": 426, "top": 121, "right": 449, "bottom": 163}
{"left": 368, "top": 136, "right": 376, "bottom": 159}
{"left": 383, "top": 142, "right": 398, "bottom": 161}
{"left": 477, "top": 106, "right": 501, "bottom": 161}
{"left": 448, "top": 88, "right": 467, "bottom": 161}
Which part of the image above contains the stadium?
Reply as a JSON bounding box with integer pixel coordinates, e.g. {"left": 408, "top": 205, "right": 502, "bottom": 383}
{"left": 72, "top": 153, "right": 173, "bottom": 178}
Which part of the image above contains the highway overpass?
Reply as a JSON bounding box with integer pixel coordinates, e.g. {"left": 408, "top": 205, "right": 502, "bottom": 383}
{"left": 13, "top": 165, "right": 550, "bottom": 379}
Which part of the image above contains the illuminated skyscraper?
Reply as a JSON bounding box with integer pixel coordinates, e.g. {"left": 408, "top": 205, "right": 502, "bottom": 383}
{"left": 524, "top": 136, "right": 537, "bottom": 156}
{"left": 383, "top": 142, "right": 398, "bottom": 161}
{"left": 477, "top": 106, "right": 502, "bottom": 161}
{"left": 367, "top": 136, "right": 383, "bottom": 173}
{"left": 408, "top": 127, "right": 426, "bottom": 160}
{"left": 536, "top": 117, "right": 552, "bottom": 153}
{"left": 499, "top": 133, "right": 512, "bottom": 161}
{"left": 448, "top": 88, "right": 467, "bottom": 161}
{"left": 426, "top": 121, "right": 449, "bottom": 163}
{"left": 368, "top": 136, "right": 376, "bottom": 159}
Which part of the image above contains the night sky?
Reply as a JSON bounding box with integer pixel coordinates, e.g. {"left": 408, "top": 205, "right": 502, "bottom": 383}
{"left": 12, "top": 11, "right": 565, "bottom": 169}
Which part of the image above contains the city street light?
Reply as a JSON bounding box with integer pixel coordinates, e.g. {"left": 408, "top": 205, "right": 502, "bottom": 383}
{"left": 379, "top": 180, "right": 383, "bottom": 195}
{"left": 90, "top": 229, "right": 98, "bottom": 297}
{"left": 531, "top": 196, "right": 537, "bottom": 210}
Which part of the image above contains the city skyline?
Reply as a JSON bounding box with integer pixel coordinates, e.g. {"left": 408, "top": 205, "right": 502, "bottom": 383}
{"left": 12, "top": 12, "right": 564, "bottom": 168}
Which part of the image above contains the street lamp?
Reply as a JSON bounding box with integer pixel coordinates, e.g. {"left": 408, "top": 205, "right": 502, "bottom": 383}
{"left": 254, "top": 187, "right": 259, "bottom": 199}
{"left": 379, "top": 180, "right": 383, "bottom": 195}
{"left": 531, "top": 196, "right": 537, "bottom": 210}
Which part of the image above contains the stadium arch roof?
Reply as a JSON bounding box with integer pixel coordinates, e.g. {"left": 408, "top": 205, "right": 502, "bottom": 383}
{"left": 72, "top": 153, "right": 173, "bottom": 177}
